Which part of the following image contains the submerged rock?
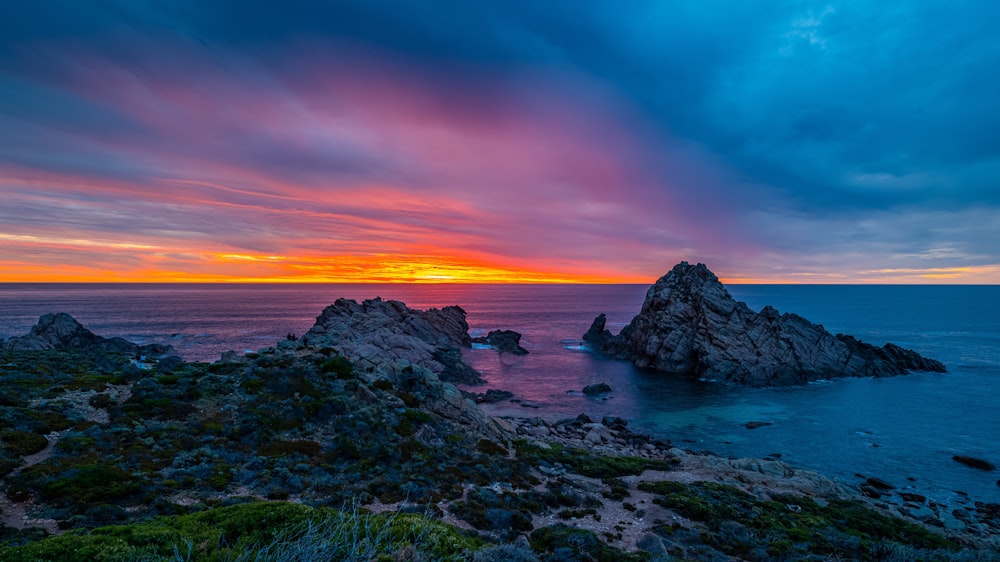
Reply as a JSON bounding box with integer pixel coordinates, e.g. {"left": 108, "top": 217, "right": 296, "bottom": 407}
{"left": 953, "top": 456, "right": 996, "bottom": 471}
{"left": 585, "top": 262, "right": 946, "bottom": 386}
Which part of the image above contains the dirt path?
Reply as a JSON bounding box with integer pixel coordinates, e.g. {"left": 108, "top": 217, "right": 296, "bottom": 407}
{"left": 0, "top": 433, "right": 61, "bottom": 533}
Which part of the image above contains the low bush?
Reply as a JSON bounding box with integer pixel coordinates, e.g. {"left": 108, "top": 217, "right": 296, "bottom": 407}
{"left": 0, "top": 430, "right": 49, "bottom": 456}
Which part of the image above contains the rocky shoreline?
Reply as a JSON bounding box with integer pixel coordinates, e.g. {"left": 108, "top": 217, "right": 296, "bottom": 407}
{"left": 1, "top": 300, "right": 997, "bottom": 560}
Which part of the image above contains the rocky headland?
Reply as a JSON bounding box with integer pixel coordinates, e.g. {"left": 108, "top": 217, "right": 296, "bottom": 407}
{"left": 585, "top": 262, "right": 946, "bottom": 386}
{"left": 1, "top": 302, "right": 995, "bottom": 561}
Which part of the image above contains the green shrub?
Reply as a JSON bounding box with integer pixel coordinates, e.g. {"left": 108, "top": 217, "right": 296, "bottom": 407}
{"left": 515, "top": 440, "right": 674, "bottom": 478}
{"left": 0, "top": 501, "right": 480, "bottom": 562}
{"left": 258, "top": 440, "right": 322, "bottom": 458}
{"left": 0, "top": 430, "right": 49, "bottom": 456}
{"left": 38, "top": 464, "right": 142, "bottom": 505}
{"left": 319, "top": 356, "right": 354, "bottom": 378}
{"left": 88, "top": 393, "right": 113, "bottom": 409}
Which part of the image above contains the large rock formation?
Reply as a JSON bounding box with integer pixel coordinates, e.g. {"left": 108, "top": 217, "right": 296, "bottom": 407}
{"left": 3, "top": 312, "right": 174, "bottom": 358}
{"left": 300, "top": 297, "right": 482, "bottom": 384}
{"left": 585, "top": 262, "right": 946, "bottom": 386}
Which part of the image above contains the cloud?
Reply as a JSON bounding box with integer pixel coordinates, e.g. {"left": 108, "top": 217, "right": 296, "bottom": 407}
{"left": 1, "top": 1, "right": 998, "bottom": 282}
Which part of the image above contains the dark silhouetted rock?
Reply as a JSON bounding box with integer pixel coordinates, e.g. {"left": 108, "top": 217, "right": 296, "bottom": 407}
{"left": 473, "top": 330, "right": 529, "bottom": 355}
{"left": 302, "top": 297, "right": 482, "bottom": 384}
{"left": 474, "top": 389, "right": 515, "bottom": 404}
{"left": 744, "top": 421, "right": 773, "bottom": 430}
{"left": 582, "top": 383, "right": 612, "bottom": 395}
{"left": 953, "top": 455, "right": 996, "bottom": 471}
{"left": 865, "top": 477, "right": 895, "bottom": 490}
{"left": 586, "top": 262, "right": 947, "bottom": 386}
{"left": 601, "top": 416, "right": 628, "bottom": 431}
{"left": 486, "top": 330, "right": 529, "bottom": 355}
{"left": 3, "top": 313, "right": 175, "bottom": 359}
{"left": 900, "top": 492, "right": 927, "bottom": 503}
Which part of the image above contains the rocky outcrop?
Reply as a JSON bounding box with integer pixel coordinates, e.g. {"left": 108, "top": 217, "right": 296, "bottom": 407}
{"left": 3, "top": 313, "right": 174, "bottom": 359}
{"left": 585, "top": 262, "right": 946, "bottom": 386}
{"left": 473, "top": 329, "right": 529, "bottom": 355}
{"left": 301, "top": 297, "right": 482, "bottom": 384}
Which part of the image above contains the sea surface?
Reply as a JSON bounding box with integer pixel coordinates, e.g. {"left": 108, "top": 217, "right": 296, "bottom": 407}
{"left": 1, "top": 283, "right": 998, "bottom": 507}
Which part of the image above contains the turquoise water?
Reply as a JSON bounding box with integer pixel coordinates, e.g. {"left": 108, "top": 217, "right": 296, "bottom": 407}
{"left": 1, "top": 283, "right": 998, "bottom": 506}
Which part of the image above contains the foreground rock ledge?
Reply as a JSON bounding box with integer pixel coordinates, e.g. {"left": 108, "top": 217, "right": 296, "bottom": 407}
{"left": 585, "top": 262, "right": 946, "bottom": 386}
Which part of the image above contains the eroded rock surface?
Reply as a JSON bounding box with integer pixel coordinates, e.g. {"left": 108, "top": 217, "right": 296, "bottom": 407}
{"left": 3, "top": 312, "right": 174, "bottom": 359}
{"left": 301, "top": 297, "right": 481, "bottom": 384}
{"left": 585, "top": 262, "right": 946, "bottom": 386}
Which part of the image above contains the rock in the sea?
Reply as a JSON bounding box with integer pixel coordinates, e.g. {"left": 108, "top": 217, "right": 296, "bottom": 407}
{"left": 585, "top": 262, "right": 946, "bottom": 386}
{"left": 485, "top": 329, "right": 529, "bottom": 355}
{"left": 744, "top": 421, "right": 773, "bottom": 430}
{"left": 582, "top": 382, "right": 612, "bottom": 396}
{"left": 865, "top": 477, "right": 895, "bottom": 490}
{"left": 472, "top": 389, "right": 515, "bottom": 404}
{"left": 301, "top": 297, "right": 482, "bottom": 384}
{"left": 3, "top": 312, "right": 175, "bottom": 359}
{"left": 953, "top": 455, "right": 996, "bottom": 471}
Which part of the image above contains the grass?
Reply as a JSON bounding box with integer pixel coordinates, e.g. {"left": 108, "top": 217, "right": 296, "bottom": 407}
{"left": 0, "top": 501, "right": 481, "bottom": 562}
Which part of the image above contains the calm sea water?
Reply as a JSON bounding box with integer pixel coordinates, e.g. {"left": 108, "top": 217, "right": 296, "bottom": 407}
{"left": 1, "top": 283, "right": 998, "bottom": 506}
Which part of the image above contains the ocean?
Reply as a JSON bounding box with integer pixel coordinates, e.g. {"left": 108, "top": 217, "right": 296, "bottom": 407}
{"left": 1, "top": 283, "right": 998, "bottom": 508}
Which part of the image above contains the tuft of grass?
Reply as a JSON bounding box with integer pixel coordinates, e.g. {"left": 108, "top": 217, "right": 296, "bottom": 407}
{"left": 0, "top": 501, "right": 480, "bottom": 562}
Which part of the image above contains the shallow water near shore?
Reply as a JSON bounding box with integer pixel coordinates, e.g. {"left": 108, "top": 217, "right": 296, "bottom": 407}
{"left": 1, "top": 282, "right": 998, "bottom": 506}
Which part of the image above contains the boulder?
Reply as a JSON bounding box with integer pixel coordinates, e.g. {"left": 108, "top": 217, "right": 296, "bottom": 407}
{"left": 301, "top": 297, "right": 481, "bottom": 384}
{"left": 585, "top": 262, "right": 946, "bottom": 386}
{"left": 582, "top": 383, "right": 612, "bottom": 396}
{"left": 484, "top": 330, "right": 529, "bottom": 355}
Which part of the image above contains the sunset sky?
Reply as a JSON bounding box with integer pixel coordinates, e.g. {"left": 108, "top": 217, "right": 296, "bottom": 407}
{"left": 1, "top": 2, "right": 998, "bottom": 283}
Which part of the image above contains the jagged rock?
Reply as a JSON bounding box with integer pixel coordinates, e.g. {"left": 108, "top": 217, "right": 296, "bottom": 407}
{"left": 301, "top": 297, "right": 481, "bottom": 384}
{"left": 582, "top": 383, "right": 612, "bottom": 395}
{"left": 953, "top": 456, "right": 996, "bottom": 471}
{"left": 490, "top": 330, "right": 527, "bottom": 354}
{"left": 483, "top": 330, "right": 528, "bottom": 355}
{"left": 3, "top": 312, "right": 174, "bottom": 359}
{"left": 585, "top": 262, "right": 946, "bottom": 386}
{"left": 601, "top": 416, "right": 628, "bottom": 431}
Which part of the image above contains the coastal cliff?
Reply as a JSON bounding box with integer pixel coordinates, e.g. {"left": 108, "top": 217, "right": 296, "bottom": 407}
{"left": 585, "top": 262, "right": 946, "bottom": 386}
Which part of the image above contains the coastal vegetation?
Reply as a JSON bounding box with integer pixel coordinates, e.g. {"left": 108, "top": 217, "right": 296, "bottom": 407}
{"left": 1, "top": 303, "right": 996, "bottom": 560}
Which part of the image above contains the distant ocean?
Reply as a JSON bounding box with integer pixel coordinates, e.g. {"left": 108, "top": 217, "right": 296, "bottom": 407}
{"left": 1, "top": 283, "right": 998, "bottom": 507}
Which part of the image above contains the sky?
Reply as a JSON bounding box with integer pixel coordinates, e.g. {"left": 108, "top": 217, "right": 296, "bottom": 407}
{"left": 1, "top": 1, "right": 998, "bottom": 283}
